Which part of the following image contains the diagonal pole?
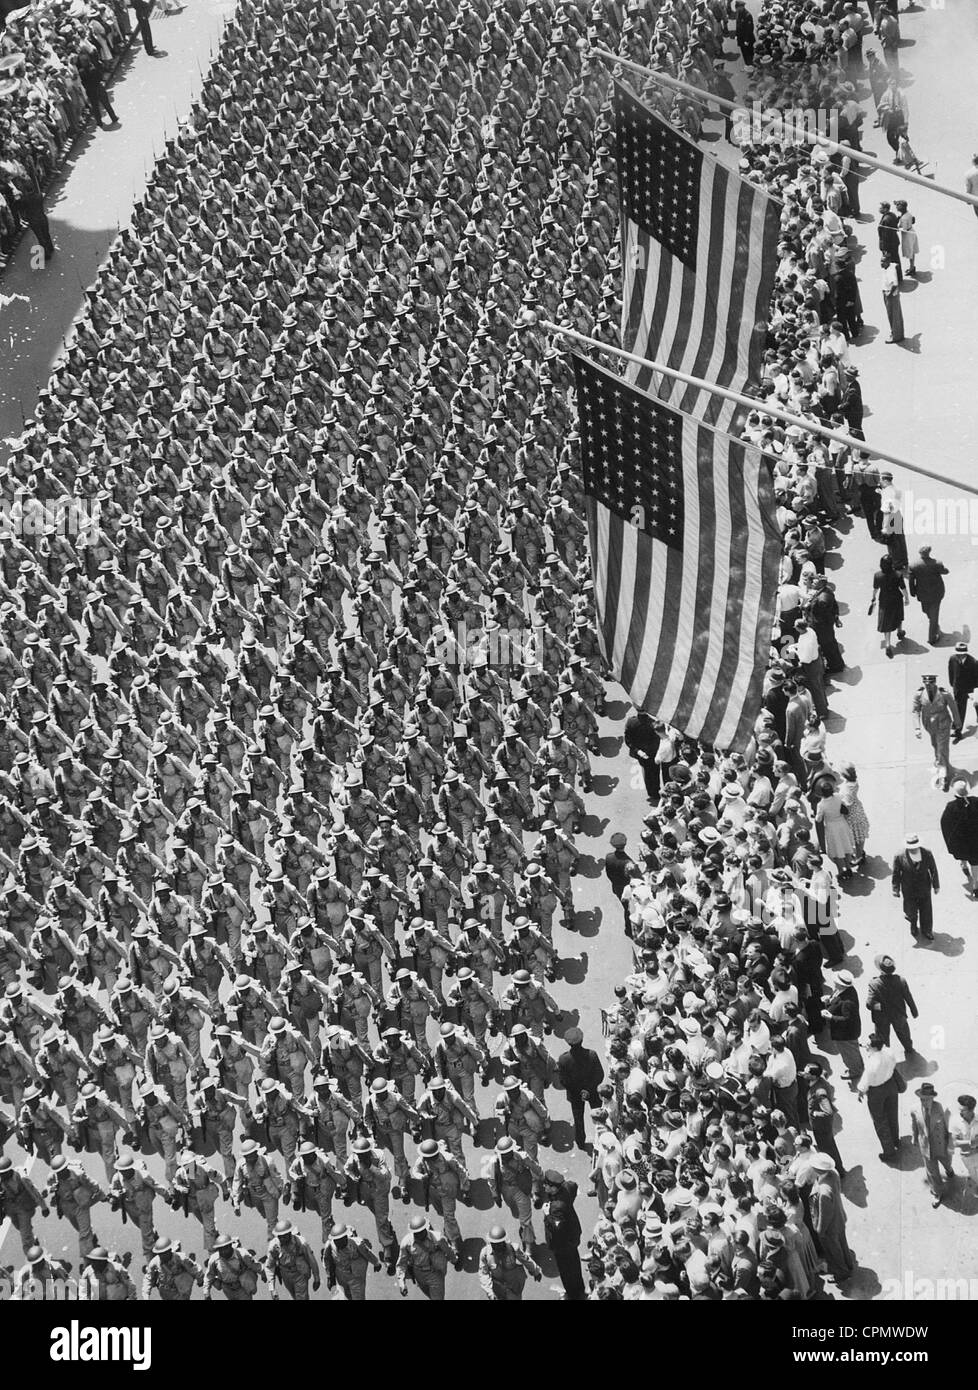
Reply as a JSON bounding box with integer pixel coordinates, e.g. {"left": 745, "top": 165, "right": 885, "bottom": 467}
{"left": 535, "top": 316, "right": 978, "bottom": 499}
{"left": 590, "top": 46, "right": 978, "bottom": 211}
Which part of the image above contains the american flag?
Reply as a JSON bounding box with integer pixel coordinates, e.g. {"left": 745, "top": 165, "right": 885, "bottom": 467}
{"left": 615, "top": 81, "right": 781, "bottom": 428}
{"left": 573, "top": 353, "right": 781, "bottom": 751}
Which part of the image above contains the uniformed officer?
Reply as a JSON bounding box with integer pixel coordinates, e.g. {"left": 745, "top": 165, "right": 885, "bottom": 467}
{"left": 913, "top": 674, "right": 961, "bottom": 791}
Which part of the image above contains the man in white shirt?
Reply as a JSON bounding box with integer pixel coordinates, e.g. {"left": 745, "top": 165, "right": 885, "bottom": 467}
{"left": 857, "top": 1035, "right": 902, "bottom": 1160}
{"left": 792, "top": 618, "right": 829, "bottom": 717}
{"left": 765, "top": 1036, "right": 800, "bottom": 1126}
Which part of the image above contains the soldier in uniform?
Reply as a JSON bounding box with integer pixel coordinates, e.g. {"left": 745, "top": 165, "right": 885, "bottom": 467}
{"left": 265, "top": 1218, "right": 321, "bottom": 1301}
{"left": 411, "top": 1137, "right": 469, "bottom": 1262}
{"left": 109, "top": 1150, "right": 161, "bottom": 1259}
{"left": 343, "top": 1135, "right": 398, "bottom": 1272}
{"left": 169, "top": 1149, "right": 228, "bottom": 1252}
{"left": 142, "top": 1238, "right": 203, "bottom": 1301}
{"left": 322, "top": 1222, "right": 382, "bottom": 1301}
{"left": 395, "top": 1214, "right": 452, "bottom": 1300}
{"left": 78, "top": 1246, "right": 137, "bottom": 1302}
{"left": 489, "top": 1135, "right": 544, "bottom": 1249}
{"left": 477, "top": 1224, "right": 543, "bottom": 1300}
{"left": 286, "top": 1139, "right": 346, "bottom": 1243}
{"left": 44, "top": 1154, "right": 108, "bottom": 1259}
{"left": 0, "top": 1154, "right": 50, "bottom": 1252}
{"left": 913, "top": 673, "right": 962, "bottom": 792}
{"left": 203, "top": 1234, "right": 264, "bottom": 1301}
{"left": 231, "top": 1137, "right": 285, "bottom": 1239}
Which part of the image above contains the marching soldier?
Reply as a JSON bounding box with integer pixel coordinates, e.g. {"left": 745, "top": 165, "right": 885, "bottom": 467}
{"left": 322, "top": 1222, "right": 382, "bottom": 1301}
{"left": 231, "top": 1137, "right": 286, "bottom": 1239}
{"left": 141, "top": 1238, "right": 203, "bottom": 1300}
{"left": 203, "top": 1234, "right": 264, "bottom": 1301}
{"left": 109, "top": 1150, "right": 161, "bottom": 1259}
{"left": 286, "top": 1139, "right": 346, "bottom": 1242}
{"left": 395, "top": 1215, "right": 452, "bottom": 1300}
{"left": 495, "top": 1074, "right": 550, "bottom": 1159}
{"left": 478, "top": 1225, "right": 543, "bottom": 1300}
{"left": 78, "top": 1246, "right": 137, "bottom": 1302}
{"left": 169, "top": 1149, "right": 228, "bottom": 1252}
{"left": 265, "top": 1218, "right": 322, "bottom": 1301}
{"left": 343, "top": 1136, "right": 398, "bottom": 1272}
{"left": 0, "top": 1155, "right": 50, "bottom": 1252}
{"left": 489, "top": 1135, "right": 544, "bottom": 1249}
{"left": 44, "top": 1154, "right": 108, "bottom": 1258}
{"left": 412, "top": 1137, "right": 469, "bottom": 1262}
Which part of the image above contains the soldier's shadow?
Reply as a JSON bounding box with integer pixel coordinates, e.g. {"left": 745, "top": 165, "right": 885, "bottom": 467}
{"left": 559, "top": 951, "right": 588, "bottom": 985}
{"left": 576, "top": 905, "right": 602, "bottom": 938}
{"left": 574, "top": 854, "right": 602, "bottom": 878}
{"left": 589, "top": 773, "right": 618, "bottom": 796}
{"left": 543, "top": 1119, "right": 575, "bottom": 1154}
{"left": 578, "top": 814, "right": 609, "bottom": 838}
{"left": 458, "top": 1236, "right": 484, "bottom": 1272}
{"left": 603, "top": 700, "right": 630, "bottom": 721}
{"left": 534, "top": 1244, "right": 558, "bottom": 1276}
{"left": 465, "top": 1177, "right": 497, "bottom": 1212}
{"left": 596, "top": 736, "right": 622, "bottom": 759}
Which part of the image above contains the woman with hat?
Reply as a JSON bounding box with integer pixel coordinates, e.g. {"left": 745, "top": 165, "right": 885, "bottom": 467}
{"left": 814, "top": 775, "right": 855, "bottom": 880}
{"left": 809, "top": 1151, "right": 854, "bottom": 1282}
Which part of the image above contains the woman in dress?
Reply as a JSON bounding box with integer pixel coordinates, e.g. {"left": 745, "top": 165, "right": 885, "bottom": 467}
{"left": 894, "top": 200, "right": 919, "bottom": 275}
{"left": 869, "top": 552, "right": 908, "bottom": 658}
{"left": 815, "top": 779, "right": 855, "bottom": 880}
{"left": 838, "top": 762, "right": 870, "bottom": 867}
{"left": 881, "top": 254, "right": 904, "bottom": 344}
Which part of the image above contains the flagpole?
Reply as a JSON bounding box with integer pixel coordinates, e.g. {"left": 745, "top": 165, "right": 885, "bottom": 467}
{"left": 591, "top": 46, "right": 978, "bottom": 211}
{"left": 535, "top": 316, "right": 978, "bottom": 499}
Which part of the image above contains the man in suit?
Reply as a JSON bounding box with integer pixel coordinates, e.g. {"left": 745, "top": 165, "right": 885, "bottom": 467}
{"left": 947, "top": 641, "right": 978, "bottom": 737}
{"left": 820, "top": 967, "right": 863, "bottom": 1083}
{"left": 906, "top": 545, "right": 948, "bottom": 646}
{"left": 867, "top": 959, "right": 917, "bottom": 1073}
{"left": 940, "top": 781, "right": 978, "bottom": 895}
{"left": 623, "top": 711, "right": 660, "bottom": 802}
{"left": 911, "top": 1082, "right": 954, "bottom": 1208}
{"left": 891, "top": 834, "right": 939, "bottom": 941}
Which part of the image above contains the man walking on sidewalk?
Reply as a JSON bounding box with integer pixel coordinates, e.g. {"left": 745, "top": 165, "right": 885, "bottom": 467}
{"left": 907, "top": 545, "right": 948, "bottom": 646}
{"left": 891, "top": 835, "right": 939, "bottom": 940}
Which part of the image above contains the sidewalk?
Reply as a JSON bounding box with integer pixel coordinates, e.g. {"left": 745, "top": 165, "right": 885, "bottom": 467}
{"left": 0, "top": 0, "right": 235, "bottom": 443}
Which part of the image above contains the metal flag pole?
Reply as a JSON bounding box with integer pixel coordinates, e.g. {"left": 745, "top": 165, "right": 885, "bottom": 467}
{"left": 590, "top": 46, "right": 978, "bottom": 211}
{"left": 534, "top": 316, "right": 978, "bottom": 499}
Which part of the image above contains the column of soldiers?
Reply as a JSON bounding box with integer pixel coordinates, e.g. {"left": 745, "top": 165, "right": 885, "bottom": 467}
{"left": 0, "top": 0, "right": 724, "bottom": 1304}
